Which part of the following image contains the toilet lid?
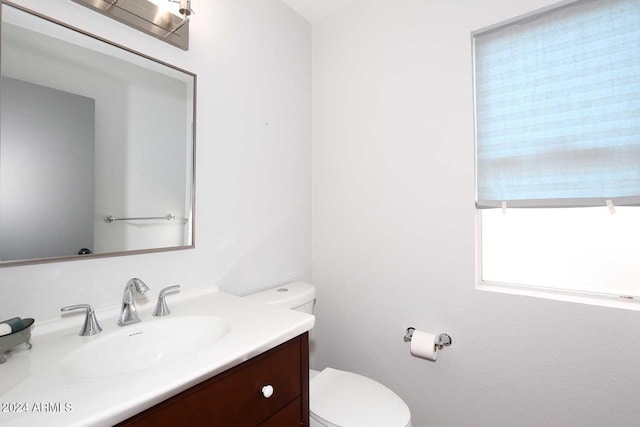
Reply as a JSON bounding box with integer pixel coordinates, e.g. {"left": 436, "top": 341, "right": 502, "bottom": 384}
{"left": 310, "top": 368, "right": 411, "bottom": 427}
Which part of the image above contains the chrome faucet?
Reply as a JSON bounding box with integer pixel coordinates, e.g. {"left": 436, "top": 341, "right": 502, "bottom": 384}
{"left": 61, "top": 304, "right": 102, "bottom": 336}
{"left": 153, "top": 285, "right": 181, "bottom": 317}
{"left": 118, "top": 278, "right": 150, "bottom": 326}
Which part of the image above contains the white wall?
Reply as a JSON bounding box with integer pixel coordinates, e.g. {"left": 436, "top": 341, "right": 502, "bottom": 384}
{"left": 311, "top": 1, "right": 640, "bottom": 426}
{"left": 120, "top": 67, "right": 188, "bottom": 252}
{"left": 0, "top": 0, "right": 311, "bottom": 321}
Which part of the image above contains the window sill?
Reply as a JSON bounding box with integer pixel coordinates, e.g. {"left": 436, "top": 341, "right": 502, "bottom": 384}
{"left": 477, "top": 280, "right": 640, "bottom": 311}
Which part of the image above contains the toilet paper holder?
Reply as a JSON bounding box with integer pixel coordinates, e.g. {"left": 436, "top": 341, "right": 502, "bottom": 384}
{"left": 403, "top": 327, "right": 452, "bottom": 350}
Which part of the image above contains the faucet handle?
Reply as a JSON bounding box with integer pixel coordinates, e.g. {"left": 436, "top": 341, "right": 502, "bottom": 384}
{"left": 61, "top": 304, "right": 102, "bottom": 336}
{"left": 153, "top": 285, "right": 181, "bottom": 317}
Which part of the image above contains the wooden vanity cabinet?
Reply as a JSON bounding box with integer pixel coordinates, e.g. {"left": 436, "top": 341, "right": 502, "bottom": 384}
{"left": 118, "top": 333, "right": 309, "bottom": 427}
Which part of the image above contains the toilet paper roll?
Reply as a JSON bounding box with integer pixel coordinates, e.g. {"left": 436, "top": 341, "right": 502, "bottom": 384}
{"left": 409, "top": 330, "right": 438, "bottom": 361}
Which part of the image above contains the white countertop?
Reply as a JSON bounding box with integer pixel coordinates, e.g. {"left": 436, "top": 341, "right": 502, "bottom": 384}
{"left": 0, "top": 286, "right": 315, "bottom": 426}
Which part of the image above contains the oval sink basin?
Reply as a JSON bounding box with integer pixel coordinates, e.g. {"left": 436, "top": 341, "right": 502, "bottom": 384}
{"left": 60, "top": 316, "right": 229, "bottom": 379}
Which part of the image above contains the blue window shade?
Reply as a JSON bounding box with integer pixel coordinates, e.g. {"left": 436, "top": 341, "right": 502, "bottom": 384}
{"left": 474, "top": 0, "right": 640, "bottom": 209}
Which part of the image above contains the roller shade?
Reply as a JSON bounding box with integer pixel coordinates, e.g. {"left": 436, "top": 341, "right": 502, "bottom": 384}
{"left": 474, "top": 0, "right": 640, "bottom": 209}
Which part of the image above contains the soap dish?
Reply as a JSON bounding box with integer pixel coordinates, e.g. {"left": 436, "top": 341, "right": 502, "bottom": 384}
{"left": 0, "top": 318, "right": 34, "bottom": 364}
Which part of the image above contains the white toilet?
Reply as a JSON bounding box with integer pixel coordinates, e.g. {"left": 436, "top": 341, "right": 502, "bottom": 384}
{"left": 245, "top": 282, "right": 412, "bottom": 427}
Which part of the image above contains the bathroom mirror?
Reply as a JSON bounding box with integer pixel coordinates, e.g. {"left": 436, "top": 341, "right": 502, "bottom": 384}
{"left": 0, "top": 1, "right": 196, "bottom": 267}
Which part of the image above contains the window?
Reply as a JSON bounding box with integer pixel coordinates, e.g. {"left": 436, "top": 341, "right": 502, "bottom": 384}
{"left": 473, "top": 0, "right": 640, "bottom": 306}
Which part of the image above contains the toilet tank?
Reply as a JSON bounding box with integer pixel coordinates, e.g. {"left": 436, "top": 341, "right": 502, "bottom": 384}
{"left": 244, "top": 282, "right": 316, "bottom": 314}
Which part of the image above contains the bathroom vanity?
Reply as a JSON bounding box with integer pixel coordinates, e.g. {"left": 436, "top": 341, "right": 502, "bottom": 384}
{"left": 119, "top": 333, "right": 309, "bottom": 426}
{"left": 0, "top": 287, "right": 314, "bottom": 427}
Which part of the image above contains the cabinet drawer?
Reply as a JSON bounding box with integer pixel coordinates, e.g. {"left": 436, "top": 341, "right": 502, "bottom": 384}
{"left": 119, "top": 336, "right": 302, "bottom": 427}
{"left": 259, "top": 397, "right": 302, "bottom": 426}
{"left": 211, "top": 338, "right": 302, "bottom": 425}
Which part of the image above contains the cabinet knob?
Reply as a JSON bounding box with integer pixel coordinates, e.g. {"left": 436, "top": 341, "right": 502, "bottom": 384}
{"left": 261, "top": 384, "right": 274, "bottom": 398}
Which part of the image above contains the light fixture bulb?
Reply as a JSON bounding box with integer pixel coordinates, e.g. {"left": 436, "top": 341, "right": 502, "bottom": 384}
{"left": 147, "top": 0, "right": 184, "bottom": 18}
{"left": 179, "top": 0, "right": 192, "bottom": 16}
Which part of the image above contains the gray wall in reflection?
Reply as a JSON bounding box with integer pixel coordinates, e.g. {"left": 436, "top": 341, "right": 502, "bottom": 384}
{"left": 1, "top": 76, "right": 94, "bottom": 260}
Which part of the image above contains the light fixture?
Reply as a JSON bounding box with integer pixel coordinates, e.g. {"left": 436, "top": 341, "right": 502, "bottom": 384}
{"left": 72, "top": 0, "right": 196, "bottom": 50}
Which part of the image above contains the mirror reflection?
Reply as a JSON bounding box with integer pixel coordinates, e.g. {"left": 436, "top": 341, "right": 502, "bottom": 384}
{"left": 0, "top": 3, "right": 196, "bottom": 266}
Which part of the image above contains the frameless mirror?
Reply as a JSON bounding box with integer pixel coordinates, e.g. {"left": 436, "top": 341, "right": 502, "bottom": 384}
{"left": 0, "top": 1, "right": 196, "bottom": 266}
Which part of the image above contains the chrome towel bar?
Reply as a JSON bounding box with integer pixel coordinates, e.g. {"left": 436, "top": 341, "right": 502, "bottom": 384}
{"left": 104, "top": 214, "right": 176, "bottom": 223}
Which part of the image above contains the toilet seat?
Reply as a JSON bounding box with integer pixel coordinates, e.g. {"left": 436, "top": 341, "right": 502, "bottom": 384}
{"left": 310, "top": 368, "right": 411, "bottom": 427}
